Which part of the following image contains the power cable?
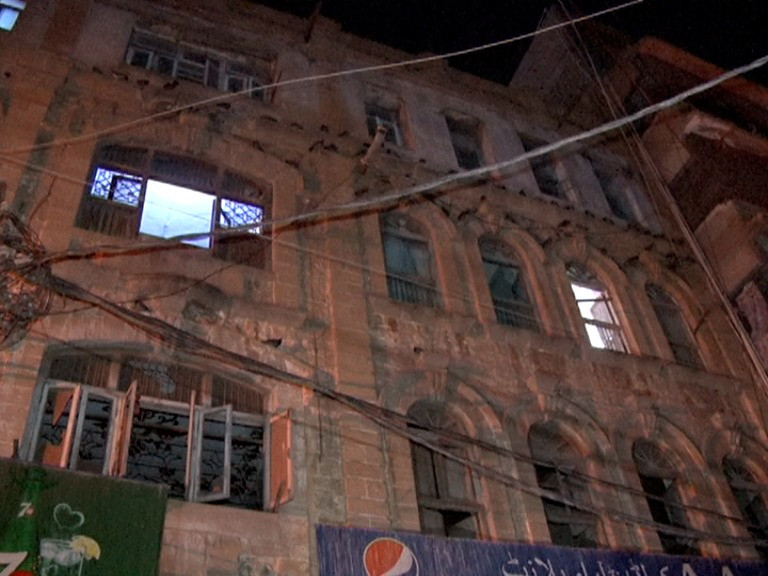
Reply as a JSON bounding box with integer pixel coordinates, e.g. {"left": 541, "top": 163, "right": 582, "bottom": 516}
{"left": 0, "top": 0, "right": 644, "bottom": 157}
{"left": 22, "top": 267, "right": 767, "bottom": 546}
{"left": 18, "top": 50, "right": 767, "bottom": 265}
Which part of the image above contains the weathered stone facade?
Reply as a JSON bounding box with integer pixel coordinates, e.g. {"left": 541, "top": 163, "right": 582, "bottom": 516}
{"left": 0, "top": 1, "right": 767, "bottom": 575}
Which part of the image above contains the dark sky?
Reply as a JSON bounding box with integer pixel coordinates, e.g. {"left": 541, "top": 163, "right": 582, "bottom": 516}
{"left": 253, "top": 0, "right": 768, "bottom": 86}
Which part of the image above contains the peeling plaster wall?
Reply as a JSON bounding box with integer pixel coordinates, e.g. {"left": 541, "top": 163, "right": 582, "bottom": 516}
{"left": 0, "top": 1, "right": 767, "bottom": 574}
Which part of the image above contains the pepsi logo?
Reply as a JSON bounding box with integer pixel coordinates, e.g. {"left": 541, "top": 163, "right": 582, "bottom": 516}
{"left": 363, "top": 537, "right": 420, "bottom": 576}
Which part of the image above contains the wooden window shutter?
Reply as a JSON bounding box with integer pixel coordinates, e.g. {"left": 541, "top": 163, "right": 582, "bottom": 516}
{"left": 269, "top": 410, "right": 293, "bottom": 510}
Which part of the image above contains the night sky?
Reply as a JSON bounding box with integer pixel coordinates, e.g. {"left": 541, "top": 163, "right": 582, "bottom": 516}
{"left": 253, "top": 0, "right": 768, "bottom": 86}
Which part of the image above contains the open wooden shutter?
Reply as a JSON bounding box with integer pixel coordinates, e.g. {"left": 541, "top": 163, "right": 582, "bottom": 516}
{"left": 111, "top": 381, "right": 137, "bottom": 477}
{"left": 41, "top": 384, "right": 82, "bottom": 468}
{"left": 184, "top": 391, "right": 197, "bottom": 501}
{"left": 189, "top": 405, "right": 232, "bottom": 503}
{"left": 269, "top": 410, "right": 293, "bottom": 511}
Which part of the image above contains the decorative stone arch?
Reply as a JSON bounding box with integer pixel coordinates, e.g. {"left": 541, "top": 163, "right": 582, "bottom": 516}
{"left": 704, "top": 428, "right": 768, "bottom": 479}
{"left": 628, "top": 252, "right": 722, "bottom": 369}
{"left": 505, "top": 393, "right": 618, "bottom": 468}
{"left": 378, "top": 370, "right": 504, "bottom": 442}
{"left": 618, "top": 410, "right": 727, "bottom": 555}
{"left": 459, "top": 218, "right": 555, "bottom": 330}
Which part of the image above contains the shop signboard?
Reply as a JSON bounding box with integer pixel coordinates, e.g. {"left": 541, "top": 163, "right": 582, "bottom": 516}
{"left": 0, "top": 459, "right": 167, "bottom": 576}
{"left": 317, "top": 524, "right": 766, "bottom": 576}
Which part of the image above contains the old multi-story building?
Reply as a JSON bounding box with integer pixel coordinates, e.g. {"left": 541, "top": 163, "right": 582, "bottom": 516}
{"left": 0, "top": 1, "right": 766, "bottom": 575}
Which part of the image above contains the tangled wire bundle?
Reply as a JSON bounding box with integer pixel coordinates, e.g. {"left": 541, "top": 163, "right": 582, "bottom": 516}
{"left": 0, "top": 210, "right": 51, "bottom": 349}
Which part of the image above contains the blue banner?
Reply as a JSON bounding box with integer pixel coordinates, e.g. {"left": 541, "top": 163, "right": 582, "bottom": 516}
{"left": 316, "top": 524, "right": 766, "bottom": 576}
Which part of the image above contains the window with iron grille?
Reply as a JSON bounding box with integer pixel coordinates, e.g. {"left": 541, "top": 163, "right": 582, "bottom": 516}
{"left": 646, "top": 284, "right": 703, "bottom": 369}
{"left": 380, "top": 213, "right": 438, "bottom": 307}
{"left": 479, "top": 237, "right": 538, "bottom": 330}
{"left": 24, "top": 349, "right": 292, "bottom": 511}
{"left": 528, "top": 422, "right": 599, "bottom": 549}
{"left": 408, "top": 403, "right": 479, "bottom": 539}
{"left": 365, "top": 102, "right": 404, "bottom": 146}
{"left": 125, "top": 30, "right": 270, "bottom": 101}
{"left": 445, "top": 116, "right": 484, "bottom": 170}
{"left": 76, "top": 145, "right": 271, "bottom": 268}
{"left": 723, "top": 457, "right": 768, "bottom": 562}
{"left": 633, "top": 440, "right": 699, "bottom": 556}
{"left": 567, "top": 262, "right": 627, "bottom": 352}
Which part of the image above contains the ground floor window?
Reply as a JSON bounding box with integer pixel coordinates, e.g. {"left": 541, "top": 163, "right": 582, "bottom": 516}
{"left": 24, "top": 349, "right": 292, "bottom": 511}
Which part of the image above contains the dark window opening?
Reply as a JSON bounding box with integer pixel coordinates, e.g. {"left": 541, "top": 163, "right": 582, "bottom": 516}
{"left": 365, "top": 103, "right": 403, "bottom": 146}
{"left": 633, "top": 440, "right": 699, "bottom": 556}
{"left": 646, "top": 284, "right": 703, "bottom": 369}
{"left": 521, "top": 136, "right": 568, "bottom": 199}
{"left": 126, "top": 30, "right": 269, "bottom": 101}
{"left": 480, "top": 238, "right": 538, "bottom": 331}
{"left": 723, "top": 457, "right": 768, "bottom": 562}
{"left": 445, "top": 116, "right": 484, "bottom": 170}
{"left": 408, "top": 404, "right": 479, "bottom": 539}
{"left": 380, "top": 213, "right": 438, "bottom": 307}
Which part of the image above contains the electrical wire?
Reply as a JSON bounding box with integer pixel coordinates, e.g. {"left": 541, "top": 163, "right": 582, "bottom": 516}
{"left": 16, "top": 49, "right": 766, "bottom": 268}
{"left": 21, "top": 268, "right": 768, "bottom": 548}
{"left": 0, "top": 0, "right": 644, "bottom": 157}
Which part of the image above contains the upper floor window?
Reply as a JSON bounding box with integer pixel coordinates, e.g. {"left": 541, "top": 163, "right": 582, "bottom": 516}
{"left": 723, "top": 457, "right": 768, "bottom": 562}
{"left": 76, "top": 145, "right": 271, "bottom": 268}
{"left": 528, "top": 422, "right": 599, "bottom": 549}
{"left": 365, "top": 102, "right": 403, "bottom": 146}
{"left": 408, "top": 403, "right": 479, "bottom": 539}
{"left": 646, "top": 284, "right": 703, "bottom": 369}
{"left": 633, "top": 440, "right": 698, "bottom": 556}
{"left": 24, "top": 349, "right": 292, "bottom": 511}
{"left": 591, "top": 160, "right": 647, "bottom": 225}
{"left": 479, "top": 237, "right": 538, "bottom": 331}
{"left": 380, "top": 212, "right": 438, "bottom": 307}
{"left": 445, "top": 116, "right": 484, "bottom": 170}
{"left": 567, "top": 262, "right": 627, "bottom": 352}
{"left": 520, "top": 135, "right": 569, "bottom": 200}
{"left": 0, "top": 0, "right": 24, "bottom": 31}
{"left": 126, "top": 30, "right": 270, "bottom": 101}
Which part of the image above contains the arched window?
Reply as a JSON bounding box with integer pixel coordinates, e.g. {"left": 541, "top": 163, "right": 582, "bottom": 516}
{"left": 24, "top": 348, "right": 292, "bottom": 512}
{"left": 380, "top": 213, "right": 438, "bottom": 307}
{"left": 479, "top": 237, "right": 539, "bottom": 331}
{"left": 528, "top": 422, "right": 598, "bottom": 548}
{"left": 632, "top": 440, "right": 698, "bottom": 555}
{"left": 77, "top": 144, "right": 271, "bottom": 268}
{"left": 408, "top": 403, "right": 479, "bottom": 538}
{"left": 567, "top": 262, "right": 627, "bottom": 352}
{"left": 723, "top": 456, "right": 768, "bottom": 561}
{"left": 646, "top": 284, "right": 703, "bottom": 369}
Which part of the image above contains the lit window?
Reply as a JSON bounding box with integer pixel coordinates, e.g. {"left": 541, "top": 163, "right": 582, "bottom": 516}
{"left": 445, "top": 116, "right": 484, "bottom": 170}
{"left": 380, "top": 213, "right": 437, "bottom": 307}
{"left": 77, "top": 145, "right": 270, "bottom": 268}
{"left": 521, "top": 135, "right": 568, "bottom": 199}
{"left": 25, "top": 350, "right": 293, "bottom": 511}
{"left": 125, "top": 30, "right": 269, "bottom": 101}
{"left": 568, "top": 263, "right": 627, "bottom": 352}
{"left": 528, "top": 422, "right": 598, "bottom": 548}
{"left": 0, "top": 0, "right": 25, "bottom": 31}
{"left": 365, "top": 103, "right": 403, "bottom": 146}
{"left": 723, "top": 457, "right": 768, "bottom": 561}
{"left": 633, "top": 440, "right": 698, "bottom": 556}
{"left": 408, "top": 403, "right": 479, "bottom": 538}
{"left": 646, "top": 284, "right": 703, "bottom": 368}
{"left": 479, "top": 237, "right": 538, "bottom": 330}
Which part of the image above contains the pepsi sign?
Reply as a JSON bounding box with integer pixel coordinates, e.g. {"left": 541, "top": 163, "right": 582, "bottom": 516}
{"left": 317, "top": 524, "right": 767, "bottom": 576}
